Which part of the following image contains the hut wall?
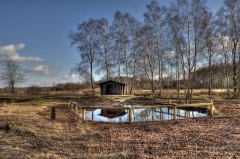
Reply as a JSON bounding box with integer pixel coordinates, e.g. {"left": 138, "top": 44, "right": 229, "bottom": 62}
{"left": 101, "top": 84, "right": 106, "bottom": 95}
{"left": 98, "top": 81, "right": 125, "bottom": 95}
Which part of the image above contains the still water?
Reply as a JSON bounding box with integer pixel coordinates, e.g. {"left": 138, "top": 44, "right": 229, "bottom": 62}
{"left": 79, "top": 105, "right": 208, "bottom": 122}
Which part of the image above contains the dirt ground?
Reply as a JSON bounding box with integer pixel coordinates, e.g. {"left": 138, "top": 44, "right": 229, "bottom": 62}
{"left": 0, "top": 101, "right": 240, "bottom": 159}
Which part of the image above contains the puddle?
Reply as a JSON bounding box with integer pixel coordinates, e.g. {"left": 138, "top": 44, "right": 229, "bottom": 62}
{"left": 79, "top": 105, "right": 208, "bottom": 122}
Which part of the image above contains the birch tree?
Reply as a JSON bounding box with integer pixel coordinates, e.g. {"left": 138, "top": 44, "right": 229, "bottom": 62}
{"left": 176, "top": 0, "right": 210, "bottom": 98}
{"left": 138, "top": 25, "right": 158, "bottom": 93}
{"left": 97, "top": 18, "right": 114, "bottom": 80}
{"left": 215, "top": 7, "right": 232, "bottom": 97}
{"left": 68, "top": 19, "right": 100, "bottom": 91}
{"left": 144, "top": 0, "right": 167, "bottom": 96}
{"left": 112, "top": 11, "right": 131, "bottom": 93}
{"left": 167, "top": 2, "right": 186, "bottom": 98}
{"left": 204, "top": 11, "right": 216, "bottom": 95}
{"left": 128, "top": 18, "right": 142, "bottom": 94}
{"left": 220, "top": 0, "right": 240, "bottom": 98}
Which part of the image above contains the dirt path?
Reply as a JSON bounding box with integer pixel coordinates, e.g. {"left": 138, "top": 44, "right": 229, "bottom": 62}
{"left": 0, "top": 102, "right": 240, "bottom": 158}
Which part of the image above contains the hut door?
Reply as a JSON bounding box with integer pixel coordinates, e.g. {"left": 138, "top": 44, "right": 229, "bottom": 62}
{"left": 106, "top": 84, "right": 117, "bottom": 95}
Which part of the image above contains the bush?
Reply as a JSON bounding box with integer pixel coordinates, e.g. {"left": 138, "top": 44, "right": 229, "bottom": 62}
{"left": 26, "top": 85, "right": 41, "bottom": 94}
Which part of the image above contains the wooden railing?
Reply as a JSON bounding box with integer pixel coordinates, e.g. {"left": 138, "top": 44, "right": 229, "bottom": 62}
{"left": 68, "top": 99, "right": 215, "bottom": 123}
{"left": 153, "top": 97, "right": 208, "bottom": 104}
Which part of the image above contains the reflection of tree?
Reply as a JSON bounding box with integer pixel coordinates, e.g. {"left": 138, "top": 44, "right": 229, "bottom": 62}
{"left": 134, "top": 109, "right": 152, "bottom": 121}
{"left": 85, "top": 110, "right": 95, "bottom": 121}
{"left": 86, "top": 111, "right": 92, "bottom": 120}
{"left": 110, "top": 115, "right": 128, "bottom": 122}
{"left": 154, "top": 108, "right": 160, "bottom": 120}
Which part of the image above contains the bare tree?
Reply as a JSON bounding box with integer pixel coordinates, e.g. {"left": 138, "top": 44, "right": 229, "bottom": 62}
{"left": 97, "top": 18, "right": 114, "bottom": 80}
{"left": 174, "top": 0, "right": 210, "bottom": 99}
{"left": 128, "top": 17, "right": 142, "bottom": 94}
{"left": 0, "top": 58, "right": 26, "bottom": 94}
{"left": 215, "top": 7, "right": 232, "bottom": 97}
{"left": 220, "top": 0, "right": 240, "bottom": 98}
{"left": 138, "top": 25, "right": 158, "bottom": 93}
{"left": 112, "top": 11, "right": 132, "bottom": 94}
{"left": 69, "top": 18, "right": 100, "bottom": 91}
{"left": 167, "top": 2, "right": 186, "bottom": 98}
{"left": 204, "top": 11, "right": 216, "bottom": 96}
{"left": 144, "top": 0, "right": 167, "bottom": 96}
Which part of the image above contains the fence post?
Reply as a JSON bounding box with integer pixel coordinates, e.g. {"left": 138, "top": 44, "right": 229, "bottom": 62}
{"left": 210, "top": 104, "right": 213, "bottom": 116}
{"left": 51, "top": 107, "right": 56, "bottom": 120}
{"left": 82, "top": 108, "right": 86, "bottom": 121}
{"left": 211, "top": 104, "right": 213, "bottom": 116}
{"left": 68, "top": 101, "right": 70, "bottom": 109}
{"left": 71, "top": 103, "right": 73, "bottom": 109}
{"left": 210, "top": 100, "right": 213, "bottom": 116}
{"left": 75, "top": 106, "right": 79, "bottom": 115}
{"left": 129, "top": 108, "right": 132, "bottom": 123}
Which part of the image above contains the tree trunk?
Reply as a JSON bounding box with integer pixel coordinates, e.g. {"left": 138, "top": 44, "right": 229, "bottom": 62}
{"left": 12, "top": 83, "right": 15, "bottom": 94}
{"left": 129, "top": 46, "right": 137, "bottom": 94}
{"left": 123, "top": 30, "right": 128, "bottom": 95}
{"left": 225, "top": 54, "right": 230, "bottom": 98}
{"left": 208, "top": 41, "right": 212, "bottom": 96}
{"left": 151, "top": 77, "right": 155, "bottom": 93}
{"left": 117, "top": 48, "right": 122, "bottom": 83}
{"left": 104, "top": 42, "right": 109, "bottom": 80}
{"left": 232, "top": 47, "right": 238, "bottom": 98}
{"left": 208, "top": 59, "right": 212, "bottom": 96}
{"left": 90, "top": 62, "right": 95, "bottom": 91}
{"left": 156, "top": 34, "right": 162, "bottom": 97}
{"left": 177, "top": 50, "right": 180, "bottom": 99}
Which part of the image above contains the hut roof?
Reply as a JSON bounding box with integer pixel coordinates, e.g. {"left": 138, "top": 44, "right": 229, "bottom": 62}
{"left": 97, "top": 80, "right": 126, "bottom": 86}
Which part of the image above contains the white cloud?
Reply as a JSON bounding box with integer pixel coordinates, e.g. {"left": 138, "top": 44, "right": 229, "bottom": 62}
{"left": 69, "top": 74, "right": 77, "bottom": 79}
{"left": 11, "top": 54, "right": 44, "bottom": 62}
{"left": 0, "top": 43, "right": 44, "bottom": 62}
{"left": 58, "top": 74, "right": 79, "bottom": 83}
{"left": 62, "top": 73, "right": 78, "bottom": 80}
{"left": 25, "top": 65, "right": 50, "bottom": 75}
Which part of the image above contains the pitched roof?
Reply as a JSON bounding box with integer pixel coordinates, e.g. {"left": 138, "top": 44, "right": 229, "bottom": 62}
{"left": 97, "top": 80, "right": 126, "bottom": 85}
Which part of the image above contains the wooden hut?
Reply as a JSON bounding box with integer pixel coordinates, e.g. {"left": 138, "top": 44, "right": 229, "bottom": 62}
{"left": 97, "top": 80, "right": 126, "bottom": 95}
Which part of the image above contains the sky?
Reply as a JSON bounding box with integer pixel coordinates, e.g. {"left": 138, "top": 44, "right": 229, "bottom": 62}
{"left": 0, "top": 0, "right": 224, "bottom": 87}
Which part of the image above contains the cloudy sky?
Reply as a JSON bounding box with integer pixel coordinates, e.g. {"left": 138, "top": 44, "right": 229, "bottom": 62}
{"left": 0, "top": 0, "right": 224, "bottom": 87}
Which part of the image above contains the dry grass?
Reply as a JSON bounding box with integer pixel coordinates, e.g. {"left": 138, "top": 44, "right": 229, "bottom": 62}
{"left": 0, "top": 99, "right": 240, "bottom": 158}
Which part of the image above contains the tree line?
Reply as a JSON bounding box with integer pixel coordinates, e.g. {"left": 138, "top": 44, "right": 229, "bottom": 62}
{"left": 69, "top": 0, "right": 240, "bottom": 98}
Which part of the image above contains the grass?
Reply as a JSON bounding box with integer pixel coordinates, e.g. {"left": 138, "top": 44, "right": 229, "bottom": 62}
{"left": 0, "top": 91, "right": 240, "bottom": 158}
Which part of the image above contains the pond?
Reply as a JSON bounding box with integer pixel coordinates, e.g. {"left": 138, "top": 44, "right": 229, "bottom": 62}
{"left": 79, "top": 105, "right": 208, "bottom": 122}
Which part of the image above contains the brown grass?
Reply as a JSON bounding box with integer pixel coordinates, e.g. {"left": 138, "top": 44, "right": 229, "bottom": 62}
{"left": 0, "top": 99, "right": 240, "bottom": 158}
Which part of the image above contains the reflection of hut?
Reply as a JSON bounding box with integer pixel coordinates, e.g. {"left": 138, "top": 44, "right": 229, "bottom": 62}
{"left": 99, "top": 108, "right": 127, "bottom": 118}
{"left": 97, "top": 80, "right": 126, "bottom": 95}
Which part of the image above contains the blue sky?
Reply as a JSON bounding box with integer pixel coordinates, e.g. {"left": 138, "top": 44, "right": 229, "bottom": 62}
{"left": 0, "top": 0, "right": 224, "bottom": 87}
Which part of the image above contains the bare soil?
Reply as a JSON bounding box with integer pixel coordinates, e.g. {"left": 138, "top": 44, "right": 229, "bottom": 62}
{"left": 0, "top": 101, "right": 240, "bottom": 158}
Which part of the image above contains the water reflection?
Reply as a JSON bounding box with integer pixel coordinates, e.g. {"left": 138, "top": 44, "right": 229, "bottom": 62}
{"left": 80, "top": 105, "right": 208, "bottom": 122}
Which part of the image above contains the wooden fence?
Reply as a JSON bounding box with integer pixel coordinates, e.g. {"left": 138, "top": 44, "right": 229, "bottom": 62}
{"left": 153, "top": 97, "right": 209, "bottom": 104}
{"left": 68, "top": 99, "right": 215, "bottom": 123}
